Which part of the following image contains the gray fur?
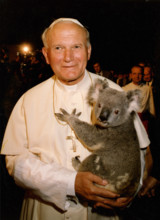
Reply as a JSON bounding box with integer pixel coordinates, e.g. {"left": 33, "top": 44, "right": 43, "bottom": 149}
{"left": 55, "top": 79, "right": 142, "bottom": 196}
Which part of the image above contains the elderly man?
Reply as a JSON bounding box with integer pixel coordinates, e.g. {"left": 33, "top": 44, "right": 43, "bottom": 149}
{"left": 1, "top": 18, "right": 150, "bottom": 220}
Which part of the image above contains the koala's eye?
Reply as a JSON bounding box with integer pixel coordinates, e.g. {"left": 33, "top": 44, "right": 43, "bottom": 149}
{"left": 98, "top": 103, "right": 101, "bottom": 108}
{"left": 114, "top": 110, "right": 119, "bottom": 115}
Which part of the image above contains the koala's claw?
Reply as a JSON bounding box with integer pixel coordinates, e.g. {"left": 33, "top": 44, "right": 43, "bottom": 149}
{"left": 71, "top": 108, "right": 81, "bottom": 117}
{"left": 55, "top": 108, "right": 81, "bottom": 122}
{"left": 54, "top": 113, "right": 66, "bottom": 122}
{"left": 60, "top": 108, "right": 69, "bottom": 115}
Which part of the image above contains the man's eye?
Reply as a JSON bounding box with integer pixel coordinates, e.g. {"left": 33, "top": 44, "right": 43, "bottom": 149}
{"left": 74, "top": 45, "right": 81, "bottom": 49}
{"left": 55, "top": 46, "right": 62, "bottom": 50}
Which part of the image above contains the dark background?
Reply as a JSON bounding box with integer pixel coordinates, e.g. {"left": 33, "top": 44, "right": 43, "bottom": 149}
{"left": 1, "top": 0, "right": 160, "bottom": 72}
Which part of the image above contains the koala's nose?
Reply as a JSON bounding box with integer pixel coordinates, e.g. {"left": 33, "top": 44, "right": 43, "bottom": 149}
{"left": 99, "top": 110, "right": 109, "bottom": 122}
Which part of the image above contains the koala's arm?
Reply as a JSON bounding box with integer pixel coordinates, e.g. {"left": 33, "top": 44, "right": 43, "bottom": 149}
{"left": 55, "top": 109, "right": 101, "bottom": 150}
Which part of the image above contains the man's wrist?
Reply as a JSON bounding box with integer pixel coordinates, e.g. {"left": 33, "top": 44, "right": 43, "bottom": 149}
{"left": 66, "top": 171, "right": 77, "bottom": 196}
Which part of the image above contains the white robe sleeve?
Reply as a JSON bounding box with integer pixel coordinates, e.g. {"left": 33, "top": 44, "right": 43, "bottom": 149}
{"left": 6, "top": 152, "right": 77, "bottom": 211}
{"left": 133, "top": 113, "right": 150, "bottom": 149}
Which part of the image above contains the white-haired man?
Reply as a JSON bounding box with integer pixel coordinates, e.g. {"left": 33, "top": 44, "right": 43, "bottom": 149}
{"left": 1, "top": 18, "right": 150, "bottom": 220}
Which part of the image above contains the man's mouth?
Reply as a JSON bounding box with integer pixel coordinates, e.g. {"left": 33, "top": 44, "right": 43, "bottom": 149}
{"left": 63, "top": 65, "right": 75, "bottom": 68}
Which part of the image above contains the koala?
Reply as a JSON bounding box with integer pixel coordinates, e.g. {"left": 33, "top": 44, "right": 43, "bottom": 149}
{"left": 55, "top": 79, "right": 142, "bottom": 197}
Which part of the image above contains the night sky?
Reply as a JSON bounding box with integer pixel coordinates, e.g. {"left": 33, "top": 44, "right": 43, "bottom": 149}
{"left": 1, "top": 0, "right": 160, "bottom": 72}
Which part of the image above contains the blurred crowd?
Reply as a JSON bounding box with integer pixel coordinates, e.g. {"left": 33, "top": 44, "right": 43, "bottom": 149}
{"left": 0, "top": 47, "right": 53, "bottom": 132}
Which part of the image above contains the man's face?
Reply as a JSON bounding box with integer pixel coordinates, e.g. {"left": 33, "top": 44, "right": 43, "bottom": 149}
{"left": 93, "top": 63, "right": 101, "bottom": 73}
{"left": 42, "top": 22, "right": 91, "bottom": 85}
{"left": 131, "top": 67, "right": 142, "bottom": 85}
{"left": 144, "top": 67, "right": 152, "bottom": 82}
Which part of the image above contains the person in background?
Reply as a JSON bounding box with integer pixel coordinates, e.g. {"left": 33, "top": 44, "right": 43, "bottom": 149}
{"left": 1, "top": 18, "right": 150, "bottom": 220}
{"left": 116, "top": 73, "right": 129, "bottom": 87}
{"left": 93, "top": 61, "right": 113, "bottom": 80}
{"left": 93, "top": 61, "right": 102, "bottom": 75}
{"left": 123, "top": 65, "right": 155, "bottom": 132}
{"left": 143, "top": 66, "right": 154, "bottom": 86}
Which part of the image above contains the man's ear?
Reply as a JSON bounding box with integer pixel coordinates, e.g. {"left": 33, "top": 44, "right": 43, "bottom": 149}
{"left": 42, "top": 47, "right": 50, "bottom": 64}
{"left": 87, "top": 44, "right": 92, "bottom": 61}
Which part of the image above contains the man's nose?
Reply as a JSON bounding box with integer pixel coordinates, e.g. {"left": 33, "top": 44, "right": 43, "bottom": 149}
{"left": 64, "top": 49, "right": 73, "bottom": 62}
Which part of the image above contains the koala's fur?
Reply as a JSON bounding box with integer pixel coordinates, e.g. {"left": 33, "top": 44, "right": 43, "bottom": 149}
{"left": 55, "top": 79, "right": 141, "bottom": 196}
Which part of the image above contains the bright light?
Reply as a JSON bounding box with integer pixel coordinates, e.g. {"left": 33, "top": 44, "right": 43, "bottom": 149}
{"left": 20, "top": 44, "right": 32, "bottom": 55}
{"left": 23, "top": 46, "right": 29, "bottom": 53}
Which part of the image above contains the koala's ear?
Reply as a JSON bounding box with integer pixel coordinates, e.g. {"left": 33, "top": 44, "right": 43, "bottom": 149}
{"left": 95, "top": 79, "right": 109, "bottom": 90}
{"left": 126, "top": 89, "right": 142, "bottom": 113}
{"left": 87, "top": 79, "right": 109, "bottom": 104}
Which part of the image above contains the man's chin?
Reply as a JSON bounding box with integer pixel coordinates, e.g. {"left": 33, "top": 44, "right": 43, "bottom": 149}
{"left": 60, "top": 74, "right": 84, "bottom": 85}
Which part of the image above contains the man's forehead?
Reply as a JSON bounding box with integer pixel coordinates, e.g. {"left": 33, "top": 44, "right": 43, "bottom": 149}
{"left": 47, "top": 23, "right": 87, "bottom": 44}
{"left": 94, "top": 63, "right": 100, "bottom": 67}
{"left": 49, "top": 22, "right": 86, "bottom": 38}
{"left": 131, "top": 67, "right": 142, "bottom": 73}
{"left": 144, "top": 67, "right": 151, "bottom": 72}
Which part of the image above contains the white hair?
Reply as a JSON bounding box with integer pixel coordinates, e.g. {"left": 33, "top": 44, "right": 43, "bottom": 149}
{"left": 41, "top": 17, "right": 90, "bottom": 48}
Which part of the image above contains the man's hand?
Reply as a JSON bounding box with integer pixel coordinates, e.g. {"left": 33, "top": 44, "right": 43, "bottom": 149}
{"left": 138, "top": 176, "right": 160, "bottom": 197}
{"left": 75, "top": 172, "right": 133, "bottom": 209}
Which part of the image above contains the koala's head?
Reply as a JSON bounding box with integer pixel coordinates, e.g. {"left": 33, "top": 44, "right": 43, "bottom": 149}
{"left": 87, "top": 79, "right": 141, "bottom": 127}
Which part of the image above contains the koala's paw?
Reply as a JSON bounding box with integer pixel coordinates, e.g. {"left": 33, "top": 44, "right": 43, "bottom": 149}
{"left": 55, "top": 108, "right": 81, "bottom": 122}
{"left": 55, "top": 108, "right": 70, "bottom": 122}
{"left": 72, "top": 156, "right": 81, "bottom": 171}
